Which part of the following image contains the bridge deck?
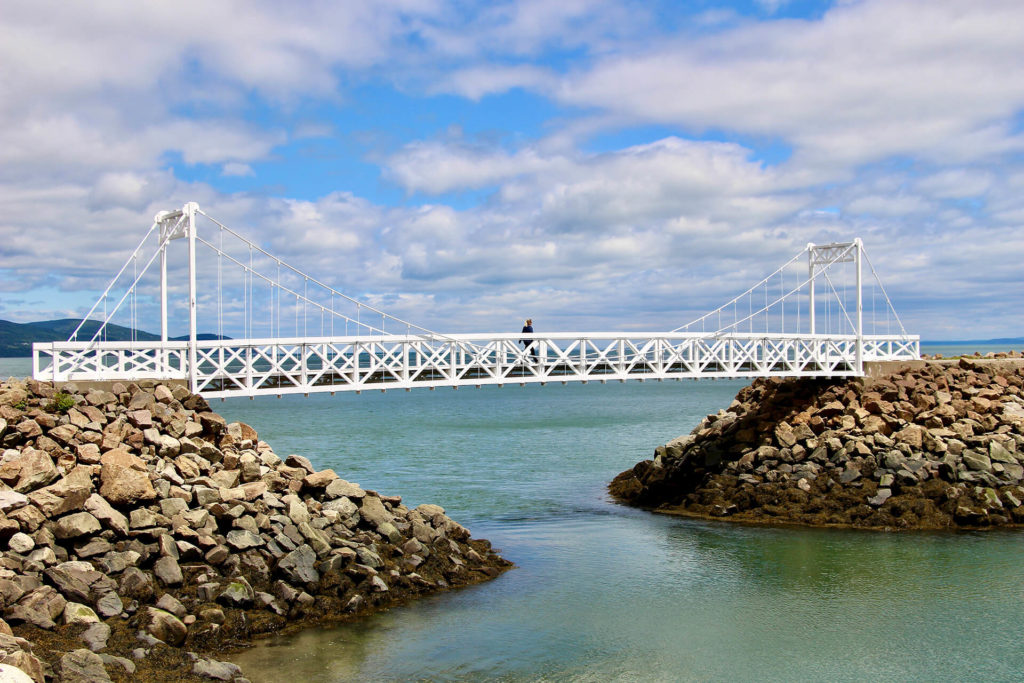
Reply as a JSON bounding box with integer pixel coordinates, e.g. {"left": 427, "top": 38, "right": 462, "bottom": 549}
{"left": 34, "top": 332, "right": 919, "bottom": 398}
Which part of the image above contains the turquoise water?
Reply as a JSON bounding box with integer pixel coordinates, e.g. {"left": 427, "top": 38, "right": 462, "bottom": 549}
{"left": 212, "top": 375, "right": 1023, "bottom": 682}
{"left": 4, "top": 351, "right": 1024, "bottom": 681}
{"left": 921, "top": 341, "right": 1021, "bottom": 357}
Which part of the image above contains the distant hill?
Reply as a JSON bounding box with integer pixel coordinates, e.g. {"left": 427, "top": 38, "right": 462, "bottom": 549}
{"left": 922, "top": 337, "right": 1024, "bottom": 346}
{"left": 0, "top": 319, "right": 228, "bottom": 357}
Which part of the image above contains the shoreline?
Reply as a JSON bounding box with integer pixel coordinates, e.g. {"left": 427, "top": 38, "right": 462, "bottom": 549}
{"left": 645, "top": 501, "right": 1024, "bottom": 533}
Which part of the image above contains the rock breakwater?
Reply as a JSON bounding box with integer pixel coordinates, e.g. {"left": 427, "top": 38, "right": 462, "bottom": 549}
{"left": 610, "top": 358, "right": 1024, "bottom": 530}
{"left": 0, "top": 378, "right": 510, "bottom": 682}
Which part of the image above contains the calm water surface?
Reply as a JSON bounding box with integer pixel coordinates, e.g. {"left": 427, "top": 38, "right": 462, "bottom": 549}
{"left": 3, "top": 349, "right": 1023, "bottom": 681}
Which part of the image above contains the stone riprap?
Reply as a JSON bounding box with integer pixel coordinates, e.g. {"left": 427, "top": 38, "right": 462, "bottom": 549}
{"left": 0, "top": 378, "right": 510, "bottom": 682}
{"left": 610, "top": 357, "right": 1024, "bottom": 530}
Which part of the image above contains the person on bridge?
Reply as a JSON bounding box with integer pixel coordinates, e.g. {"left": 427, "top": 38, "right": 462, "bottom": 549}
{"left": 521, "top": 318, "right": 538, "bottom": 362}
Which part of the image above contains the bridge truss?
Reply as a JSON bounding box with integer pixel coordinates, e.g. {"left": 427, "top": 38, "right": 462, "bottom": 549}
{"left": 33, "top": 203, "right": 919, "bottom": 397}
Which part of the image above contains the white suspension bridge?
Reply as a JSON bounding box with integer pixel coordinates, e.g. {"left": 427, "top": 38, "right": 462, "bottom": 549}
{"left": 33, "top": 202, "right": 919, "bottom": 398}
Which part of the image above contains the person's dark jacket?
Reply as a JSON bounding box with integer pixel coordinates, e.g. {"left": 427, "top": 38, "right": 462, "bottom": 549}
{"left": 520, "top": 324, "right": 533, "bottom": 347}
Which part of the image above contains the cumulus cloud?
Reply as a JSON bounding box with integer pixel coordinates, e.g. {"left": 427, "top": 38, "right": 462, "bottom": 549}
{"left": 0, "top": 0, "right": 1022, "bottom": 341}
{"left": 386, "top": 142, "right": 560, "bottom": 193}
{"left": 553, "top": 0, "right": 1024, "bottom": 167}
{"left": 441, "top": 65, "right": 557, "bottom": 100}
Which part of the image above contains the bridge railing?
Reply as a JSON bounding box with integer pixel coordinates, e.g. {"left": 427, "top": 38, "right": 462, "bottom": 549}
{"left": 34, "top": 332, "right": 919, "bottom": 397}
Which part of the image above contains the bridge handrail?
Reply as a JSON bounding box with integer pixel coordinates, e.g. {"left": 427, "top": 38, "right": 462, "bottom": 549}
{"left": 33, "top": 332, "right": 920, "bottom": 391}
{"left": 34, "top": 331, "right": 919, "bottom": 349}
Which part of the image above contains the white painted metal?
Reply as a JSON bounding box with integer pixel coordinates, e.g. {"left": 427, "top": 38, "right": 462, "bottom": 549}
{"left": 808, "top": 242, "right": 816, "bottom": 335}
{"left": 185, "top": 202, "right": 199, "bottom": 395}
{"left": 33, "top": 202, "right": 921, "bottom": 397}
{"left": 855, "top": 237, "right": 863, "bottom": 375}
{"left": 34, "top": 332, "right": 920, "bottom": 398}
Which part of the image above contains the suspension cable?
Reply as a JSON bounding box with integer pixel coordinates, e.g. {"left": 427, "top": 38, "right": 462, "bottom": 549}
{"left": 69, "top": 219, "right": 162, "bottom": 341}
{"left": 195, "top": 236, "right": 394, "bottom": 335}
{"left": 861, "top": 249, "right": 909, "bottom": 336}
{"left": 131, "top": 252, "right": 137, "bottom": 344}
{"left": 83, "top": 225, "right": 174, "bottom": 345}
{"left": 248, "top": 244, "right": 254, "bottom": 340}
{"left": 672, "top": 245, "right": 808, "bottom": 332}
{"left": 705, "top": 243, "right": 857, "bottom": 336}
{"left": 217, "top": 227, "right": 223, "bottom": 341}
{"left": 196, "top": 209, "right": 450, "bottom": 340}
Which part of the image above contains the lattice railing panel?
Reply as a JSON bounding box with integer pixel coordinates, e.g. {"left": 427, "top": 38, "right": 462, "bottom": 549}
{"left": 34, "top": 332, "right": 919, "bottom": 396}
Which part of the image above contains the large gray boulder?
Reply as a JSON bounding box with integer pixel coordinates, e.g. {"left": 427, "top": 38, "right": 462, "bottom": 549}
{"left": 53, "top": 512, "right": 101, "bottom": 540}
{"left": 217, "top": 579, "right": 254, "bottom": 608}
{"left": 277, "top": 544, "right": 319, "bottom": 586}
{"left": 359, "top": 495, "right": 393, "bottom": 529}
{"left": 192, "top": 658, "right": 243, "bottom": 681}
{"left": 57, "top": 648, "right": 111, "bottom": 682}
{"left": 63, "top": 602, "right": 100, "bottom": 626}
{"left": 145, "top": 607, "right": 187, "bottom": 646}
{"left": 153, "top": 556, "right": 183, "bottom": 586}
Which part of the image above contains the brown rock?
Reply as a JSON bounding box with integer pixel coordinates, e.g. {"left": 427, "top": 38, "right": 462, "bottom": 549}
{"left": 53, "top": 511, "right": 102, "bottom": 539}
{"left": 0, "top": 448, "right": 59, "bottom": 492}
{"left": 83, "top": 493, "right": 129, "bottom": 536}
{"left": 198, "top": 412, "right": 226, "bottom": 435}
{"left": 98, "top": 449, "right": 155, "bottom": 504}
{"left": 227, "top": 421, "right": 258, "bottom": 442}
{"left": 303, "top": 469, "right": 339, "bottom": 489}
{"left": 359, "top": 495, "right": 394, "bottom": 530}
{"left": 774, "top": 423, "right": 797, "bottom": 448}
{"left": 66, "top": 408, "right": 90, "bottom": 428}
{"left": 817, "top": 400, "right": 845, "bottom": 416}
{"left": 145, "top": 607, "right": 187, "bottom": 646}
{"left": 285, "top": 454, "right": 315, "bottom": 473}
{"left": 128, "top": 391, "right": 156, "bottom": 411}
{"left": 893, "top": 425, "right": 924, "bottom": 450}
{"left": 85, "top": 390, "right": 116, "bottom": 407}
{"left": 154, "top": 385, "right": 174, "bottom": 404}
{"left": 48, "top": 424, "right": 79, "bottom": 445}
{"left": 325, "top": 479, "right": 366, "bottom": 499}
{"left": 7, "top": 505, "right": 46, "bottom": 532}
{"left": 126, "top": 410, "right": 152, "bottom": 429}
{"left": 0, "top": 385, "right": 29, "bottom": 408}
{"left": 15, "top": 419, "right": 42, "bottom": 440}
{"left": 76, "top": 443, "right": 102, "bottom": 464}
{"left": 26, "top": 465, "right": 94, "bottom": 516}
{"left": 58, "top": 648, "right": 111, "bottom": 682}
{"left": 3, "top": 649, "right": 46, "bottom": 683}
{"left": 860, "top": 415, "right": 891, "bottom": 436}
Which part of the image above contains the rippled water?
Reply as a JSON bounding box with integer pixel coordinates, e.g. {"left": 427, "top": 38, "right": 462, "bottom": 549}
{"left": 4, "top": 348, "right": 1023, "bottom": 681}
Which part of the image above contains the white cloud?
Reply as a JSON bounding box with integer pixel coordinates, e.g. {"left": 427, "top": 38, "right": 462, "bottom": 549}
{"left": 387, "top": 142, "right": 560, "bottom": 193}
{"left": 221, "top": 163, "right": 255, "bottom": 178}
{"left": 915, "top": 169, "right": 995, "bottom": 199}
{"left": 844, "top": 194, "right": 932, "bottom": 217}
{"left": 0, "top": 0, "right": 1022, "bottom": 341}
{"left": 552, "top": 0, "right": 1024, "bottom": 167}
{"left": 442, "top": 65, "right": 556, "bottom": 100}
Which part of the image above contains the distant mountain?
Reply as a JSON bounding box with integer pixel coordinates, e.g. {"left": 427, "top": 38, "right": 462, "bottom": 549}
{"left": 0, "top": 319, "right": 229, "bottom": 357}
{"left": 922, "top": 337, "right": 1024, "bottom": 345}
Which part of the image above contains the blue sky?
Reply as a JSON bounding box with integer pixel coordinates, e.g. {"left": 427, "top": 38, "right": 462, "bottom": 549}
{"left": 1, "top": 0, "right": 1022, "bottom": 340}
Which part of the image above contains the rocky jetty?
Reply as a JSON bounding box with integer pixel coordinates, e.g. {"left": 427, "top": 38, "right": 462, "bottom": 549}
{"left": 610, "top": 357, "right": 1024, "bottom": 530}
{"left": 0, "top": 378, "right": 510, "bottom": 682}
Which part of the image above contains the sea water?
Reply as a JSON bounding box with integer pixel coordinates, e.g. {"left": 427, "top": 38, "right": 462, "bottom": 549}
{"left": 3, "top": 347, "right": 1023, "bottom": 681}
